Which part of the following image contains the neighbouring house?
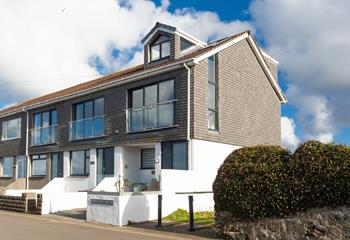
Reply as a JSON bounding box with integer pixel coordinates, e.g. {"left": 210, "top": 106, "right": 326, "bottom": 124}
{"left": 0, "top": 22, "right": 286, "bottom": 223}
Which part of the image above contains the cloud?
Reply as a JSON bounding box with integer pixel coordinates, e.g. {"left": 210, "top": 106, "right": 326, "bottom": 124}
{"left": 281, "top": 116, "right": 300, "bottom": 151}
{"left": 0, "top": 0, "right": 252, "bottom": 105}
{"left": 250, "top": 0, "right": 350, "bottom": 141}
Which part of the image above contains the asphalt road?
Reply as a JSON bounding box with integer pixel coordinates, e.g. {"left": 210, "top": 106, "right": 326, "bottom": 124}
{"left": 0, "top": 210, "right": 207, "bottom": 240}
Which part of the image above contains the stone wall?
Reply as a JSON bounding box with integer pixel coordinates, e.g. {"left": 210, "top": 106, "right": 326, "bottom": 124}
{"left": 216, "top": 207, "right": 350, "bottom": 240}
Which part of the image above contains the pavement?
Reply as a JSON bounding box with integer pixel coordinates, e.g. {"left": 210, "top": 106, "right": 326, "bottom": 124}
{"left": 0, "top": 210, "right": 217, "bottom": 240}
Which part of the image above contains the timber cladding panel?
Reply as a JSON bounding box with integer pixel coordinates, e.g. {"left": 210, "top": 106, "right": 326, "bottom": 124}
{"left": 192, "top": 39, "right": 281, "bottom": 146}
{"left": 28, "top": 68, "right": 188, "bottom": 155}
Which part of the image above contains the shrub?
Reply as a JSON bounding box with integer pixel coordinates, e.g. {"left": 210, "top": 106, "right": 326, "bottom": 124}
{"left": 213, "top": 141, "right": 350, "bottom": 221}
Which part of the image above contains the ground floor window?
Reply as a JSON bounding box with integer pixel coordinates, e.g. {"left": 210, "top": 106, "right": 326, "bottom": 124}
{"left": 161, "top": 141, "right": 188, "bottom": 170}
{"left": 51, "top": 152, "right": 63, "bottom": 179}
{"left": 0, "top": 157, "right": 13, "bottom": 177}
{"left": 70, "top": 150, "right": 90, "bottom": 176}
{"left": 141, "top": 148, "right": 155, "bottom": 169}
{"left": 97, "top": 147, "right": 114, "bottom": 184}
{"left": 32, "top": 155, "right": 47, "bottom": 176}
{"left": 16, "top": 156, "right": 27, "bottom": 179}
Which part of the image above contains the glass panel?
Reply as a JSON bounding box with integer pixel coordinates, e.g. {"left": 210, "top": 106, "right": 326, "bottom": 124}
{"left": 94, "top": 98, "right": 104, "bottom": 116}
{"left": 161, "top": 142, "right": 172, "bottom": 169}
{"left": 208, "top": 55, "right": 216, "bottom": 83}
{"left": 144, "top": 85, "right": 157, "bottom": 106}
{"left": 158, "top": 102, "right": 174, "bottom": 127}
{"left": 180, "top": 38, "right": 194, "bottom": 51}
{"left": 162, "top": 41, "right": 170, "bottom": 58}
{"left": 34, "top": 113, "right": 42, "bottom": 128}
{"left": 173, "top": 142, "right": 188, "bottom": 170}
{"left": 33, "top": 158, "right": 46, "bottom": 176}
{"left": 94, "top": 116, "right": 104, "bottom": 137}
{"left": 41, "top": 126, "right": 49, "bottom": 144}
{"left": 151, "top": 44, "right": 160, "bottom": 61}
{"left": 104, "top": 148, "right": 114, "bottom": 175}
{"left": 5, "top": 118, "right": 20, "bottom": 139}
{"left": 132, "top": 89, "right": 143, "bottom": 108}
{"left": 208, "top": 83, "right": 216, "bottom": 110}
{"left": 51, "top": 110, "right": 57, "bottom": 125}
{"left": 154, "top": 35, "right": 169, "bottom": 44}
{"left": 97, "top": 149, "right": 103, "bottom": 184}
{"left": 84, "top": 101, "right": 93, "bottom": 118}
{"left": 42, "top": 111, "right": 49, "bottom": 127}
{"left": 71, "top": 151, "right": 85, "bottom": 175}
{"left": 85, "top": 150, "right": 90, "bottom": 175}
{"left": 208, "top": 110, "right": 217, "bottom": 130}
{"left": 17, "top": 156, "right": 27, "bottom": 179}
{"left": 2, "top": 122, "right": 6, "bottom": 140}
{"left": 3, "top": 157, "right": 13, "bottom": 177}
{"left": 159, "top": 80, "right": 174, "bottom": 102}
{"left": 83, "top": 118, "right": 93, "bottom": 138}
{"left": 51, "top": 153, "right": 58, "bottom": 179}
{"left": 75, "top": 103, "right": 84, "bottom": 120}
{"left": 131, "top": 109, "right": 144, "bottom": 131}
{"left": 145, "top": 107, "right": 157, "bottom": 129}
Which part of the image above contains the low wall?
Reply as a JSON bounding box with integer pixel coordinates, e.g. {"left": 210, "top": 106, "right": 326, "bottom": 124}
{"left": 41, "top": 192, "right": 87, "bottom": 215}
{"left": 216, "top": 207, "right": 350, "bottom": 240}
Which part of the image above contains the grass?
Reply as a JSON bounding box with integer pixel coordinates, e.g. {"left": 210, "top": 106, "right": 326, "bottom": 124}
{"left": 163, "top": 209, "right": 215, "bottom": 226}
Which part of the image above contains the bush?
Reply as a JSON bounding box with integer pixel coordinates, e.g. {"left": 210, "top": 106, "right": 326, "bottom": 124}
{"left": 213, "top": 141, "right": 350, "bottom": 220}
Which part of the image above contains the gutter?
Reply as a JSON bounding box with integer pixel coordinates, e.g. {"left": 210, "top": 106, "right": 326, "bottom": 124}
{"left": 183, "top": 63, "right": 192, "bottom": 170}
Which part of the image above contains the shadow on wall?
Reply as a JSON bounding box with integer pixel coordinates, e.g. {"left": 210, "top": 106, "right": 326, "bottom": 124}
{"left": 122, "top": 193, "right": 151, "bottom": 225}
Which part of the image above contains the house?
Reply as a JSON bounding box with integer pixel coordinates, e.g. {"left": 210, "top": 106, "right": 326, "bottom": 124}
{"left": 0, "top": 22, "right": 286, "bottom": 223}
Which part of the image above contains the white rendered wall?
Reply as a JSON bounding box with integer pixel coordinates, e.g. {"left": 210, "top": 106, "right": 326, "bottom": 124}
{"left": 41, "top": 192, "right": 87, "bottom": 215}
{"left": 88, "top": 149, "right": 97, "bottom": 189}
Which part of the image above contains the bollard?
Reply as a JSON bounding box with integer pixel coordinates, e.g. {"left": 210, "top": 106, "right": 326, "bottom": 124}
{"left": 157, "top": 194, "right": 162, "bottom": 227}
{"left": 188, "top": 195, "right": 194, "bottom": 231}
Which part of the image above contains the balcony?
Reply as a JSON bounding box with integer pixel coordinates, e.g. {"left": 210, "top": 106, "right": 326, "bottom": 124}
{"left": 69, "top": 115, "right": 104, "bottom": 140}
{"left": 31, "top": 125, "right": 57, "bottom": 145}
{"left": 126, "top": 100, "right": 175, "bottom": 132}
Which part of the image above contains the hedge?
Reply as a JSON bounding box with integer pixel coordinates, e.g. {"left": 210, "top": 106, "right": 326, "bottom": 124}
{"left": 213, "top": 141, "right": 350, "bottom": 220}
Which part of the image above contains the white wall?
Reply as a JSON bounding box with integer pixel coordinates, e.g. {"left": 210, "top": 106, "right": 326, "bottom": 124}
{"left": 41, "top": 192, "right": 87, "bottom": 215}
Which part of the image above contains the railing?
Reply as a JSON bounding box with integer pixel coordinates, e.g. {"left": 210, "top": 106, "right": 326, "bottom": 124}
{"left": 31, "top": 125, "right": 57, "bottom": 145}
{"left": 126, "top": 100, "right": 175, "bottom": 132}
{"left": 69, "top": 115, "right": 104, "bottom": 140}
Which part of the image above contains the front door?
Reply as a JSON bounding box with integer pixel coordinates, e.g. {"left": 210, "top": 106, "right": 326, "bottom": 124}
{"left": 51, "top": 153, "right": 63, "bottom": 180}
{"left": 16, "top": 156, "right": 27, "bottom": 179}
{"left": 97, "top": 147, "right": 114, "bottom": 184}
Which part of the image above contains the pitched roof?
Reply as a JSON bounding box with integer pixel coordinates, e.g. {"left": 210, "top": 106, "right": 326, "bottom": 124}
{"left": 0, "top": 30, "right": 285, "bottom": 117}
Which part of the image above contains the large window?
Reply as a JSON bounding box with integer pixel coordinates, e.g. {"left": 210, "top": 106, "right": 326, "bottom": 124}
{"left": 32, "top": 155, "right": 47, "bottom": 176}
{"left": 150, "top": 35, "right": 170, "bottom": 62}
{"left": 70, "top": 97, "right": 104, "bottom": 140}
{"left": 16, "top": 156, "right": 27, "bottom": 179}
{"left": 208, "top": 55, "right": 218, "bottom": 131}
{"left": 161, "top": 141, "right": 188, "bottom": 170}
{"left": 141, "top": 148, "right": 155, "bottom": 169}
{"left": 32, "top": 110, "right": 57, "bottom": 145}
{"left": 128, "top": 80, "right": 175, "bottom": 132}
{"left": 2, "top": 118, "right": 21, "bottom": 141}
{"left": 70, "top": 150, "right": 90, "bottom": 176}
{"left": 0, "top": 157, "right": 13, "bottom": 177}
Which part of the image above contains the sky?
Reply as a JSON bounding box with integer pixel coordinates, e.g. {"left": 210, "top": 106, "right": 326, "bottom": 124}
{"left": 0, "top": 0, "right": 349, "bottom": 150}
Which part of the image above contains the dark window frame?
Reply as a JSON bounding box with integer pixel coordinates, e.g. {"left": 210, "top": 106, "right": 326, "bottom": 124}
{"left": 161, "top": 140, "right": 188, "bottom": 170}
{"left": 180, "top": 37, "right": 195, "bottom": 52}
{"left": 51, "top": 152, "right": 63, "bottom": 179}
{"left": 208, "top": 54, "right": 219, "bottom": 131}
{"left": 31, "top": 155, "right": 47, "bottom": 177}
{"left": 33, "top": 109, "right": 57, "bottom": 128}
{"left": 72, "top": 97, "right": 104, "bottom": 121}
{"left": 141, "top": 148, "right": 156, "bottom": 170}
{"left": 70, "top": 150, "right": 90, "bottom": 176}
{"left": 150, "top": 35, "right": 171, "bottom": 62}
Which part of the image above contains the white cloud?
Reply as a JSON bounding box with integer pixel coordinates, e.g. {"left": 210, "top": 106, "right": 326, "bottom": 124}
{"left": 0, "top": 0, "right": 253, "bottom": 105}
{"left": 250, "top": 0, "right": 350, "bottom": 141}
{"left": 281, "top": 116, "right": 300, "bottom": 151}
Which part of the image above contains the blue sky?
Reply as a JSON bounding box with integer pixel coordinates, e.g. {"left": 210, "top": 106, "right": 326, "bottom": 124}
{"left": 0, "top": 0, "right": 349, "bottom": 148}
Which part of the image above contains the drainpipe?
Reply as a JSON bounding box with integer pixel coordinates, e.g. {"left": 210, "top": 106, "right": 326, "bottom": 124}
{"left": 22, "top": 109, "right": 29, "bottom": 190}
{"left": 183, "top": 63, "right": 192, "bottom": 170}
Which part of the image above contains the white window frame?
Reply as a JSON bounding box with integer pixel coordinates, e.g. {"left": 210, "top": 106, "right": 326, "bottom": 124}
{"left": 2, "top": 118, "right": 21, "bottom": 141}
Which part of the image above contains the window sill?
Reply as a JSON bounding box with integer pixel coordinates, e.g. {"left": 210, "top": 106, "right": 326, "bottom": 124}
{"left": 31, "top": 142, "right": 58, "bottom": 147}
{"left": 0, "top": 176, "right": 13, "bottom": 179}
{"left": 208, "top": 129, "right": 220, "bottom": 135}
{"left": 69, "top": 135, "right": 105, "bottom": 142}
{"left": 68, "top": 175, "right": 89, "bottom": 178}
{"left": 1, "top": 137, "right": 21, "bottom": 142}
{"left": 149, "top": 56, "right": 170, "bottom": 64}
{"left": 29, "top": 175, "right": 46, "bottom": 178}
{"left": 127, "top": 125, "right": 178, "bottom": 134}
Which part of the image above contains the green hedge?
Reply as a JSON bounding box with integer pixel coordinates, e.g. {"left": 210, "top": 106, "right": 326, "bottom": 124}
{"left": 213, "top": 141, "right": 350, "bottom": 220}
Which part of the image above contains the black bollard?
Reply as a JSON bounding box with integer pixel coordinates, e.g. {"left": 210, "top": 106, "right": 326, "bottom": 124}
{"left": 188, "top": 195, "right": 194, "bottom": 231}
{"left": 157, "top": 194, "right": 162, "bottom": 227}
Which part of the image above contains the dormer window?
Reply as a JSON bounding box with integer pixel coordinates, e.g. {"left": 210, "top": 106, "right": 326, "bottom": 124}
{"left": 180, "top": 37, "right": 195, "bottom": 52}
{"left": 150, "top": 35, "right": 170, "bottom": 62}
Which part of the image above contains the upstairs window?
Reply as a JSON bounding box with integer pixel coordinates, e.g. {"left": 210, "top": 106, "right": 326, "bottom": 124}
{"left": 2, "top": 118, "right": 21, "bottom": 141}
{"left": 150, "top": 35, "right": 170, "bottom": 62}
{"left": 32, "top": 110, "right": 57, "bottom": 145}
{"left": 208, "top": 55, "right": 218, "bottom": 131}
{"left": 180, "top": 38, "right": 195, "bottom": 52}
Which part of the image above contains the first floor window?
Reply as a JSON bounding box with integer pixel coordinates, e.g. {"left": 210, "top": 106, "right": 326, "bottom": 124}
{"left": 161, "top": 141, "right": 188, "bottom": 170}
{"left": 0, "top": 157, "right": 13, "bottom": 177}
{"left": 32, "top": 155, "right": 47, "bottom": 176}
{"left": 70, "top": 150, "right": 90, "bottom": 176}
{"left": 208, "top": 54, "right": 218, "bottom": 131}
{"left": 141, "top": 148, "right": 155, "bottom": 169}
{"left": 2, "top": 118, "right": 21, "bottom": 140}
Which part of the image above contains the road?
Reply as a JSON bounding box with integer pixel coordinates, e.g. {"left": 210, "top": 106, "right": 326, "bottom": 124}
{"left": 0, "top": 210, "right": 208, "bottom": 240}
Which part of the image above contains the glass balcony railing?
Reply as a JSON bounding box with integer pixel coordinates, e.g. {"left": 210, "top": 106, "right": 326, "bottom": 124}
{"left": 126, "top": 100, "right": 175, "bottom": 132}
{"left": 31, "top": 125, "right": 57, "bottom": 145}
{"left": 69, "top": 115, "right": 104, "bottom": 140}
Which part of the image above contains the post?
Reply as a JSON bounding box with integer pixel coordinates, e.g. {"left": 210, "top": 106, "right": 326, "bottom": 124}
{"left": 188, "top": 195, "right": 194, "bottom": 231}
{"left": 157, "top": 194, "right": 162, "bottom": 227}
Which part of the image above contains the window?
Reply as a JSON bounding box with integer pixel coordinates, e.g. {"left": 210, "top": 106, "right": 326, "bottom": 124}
{"left": 32, "top": 155, "right": 46, "bottom": 176}
{"left": 2, "top": 118, "right": 21, "bottom": 140}
{"left": 70, "top": 150, "right": 90, "bottom": 176}
{"left": 32, "top": 110, "right": 57, "bottom": 145}
{"left": 128, "top": 80, "right": 175, "bottom": 132}
{"left": 180, "top": 38, "right": 195, "bottom": 52}
{"left": 141, "top": 148, "right": 155, "bottom": 169}
{"left": 16, "top": 156, "right": 27, "bottom": 179}
{"left": 96, "top": 148, "right": 114, "bottom": 184}
{"left": 150, "top": 35, "right": 170, "bottom": 61}
{"left": 161, "top": 141, "right": 188, "bottom": 170}
{"left": 0, "top": 157, "right": 13, "bottom": 177}
{"left": 51, "top": 153, "right": 63, "bottom": 179}
{"left": 208, "top": 55, "right": 218, "bottom": 130}
{"left": 70, "top": 98, "right": 104, "bottom": 140}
